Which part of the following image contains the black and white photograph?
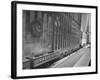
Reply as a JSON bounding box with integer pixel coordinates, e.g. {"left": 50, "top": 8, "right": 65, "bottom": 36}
{"left": 11, "top": 1, "right": 97, "bottom": 79}
{"left": 23, "top": 10, "right": 91, "bottom": 69}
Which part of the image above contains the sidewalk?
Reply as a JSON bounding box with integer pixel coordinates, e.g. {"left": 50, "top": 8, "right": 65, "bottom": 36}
{"left": 50, "top": 45, "right": 91, "bottom": 68}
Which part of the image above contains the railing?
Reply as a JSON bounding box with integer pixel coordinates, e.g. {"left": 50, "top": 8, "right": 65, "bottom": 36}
{"left": 26, "top": 51, "right": 61, "bottom": 69}
{"left": 25, "top": 46, "right": 81, "bottom": 69}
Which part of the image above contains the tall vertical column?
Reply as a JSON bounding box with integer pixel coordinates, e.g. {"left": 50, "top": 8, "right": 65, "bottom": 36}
{"left": 58, "top": 25, "right": 60, "bottom": 49}
{"left": 23, "top": 11, "right": 26, "bottom": 43}
{"left": 60, "top": 15, "right": 62, "bottom": 51}
{"left": 48, "top": 15, "right": 52, "bottom": 50}
{"left": 58, "top": 15, "right": 60, "bottom": 50}
{"left": 42, "top": 13, "right": 47, "bottom": 47}
{"left": 55, "top": 16, "right": 57, "bottom": 51}
{"left": 53, "top": 15, "right": 56, "bottom": 51}
{"left": 23, "top": 11, "right": 27, "bottom": 62}
{"left": 63, "top": 14, "right": 67, "bottom": 50}
{"left": 51, "top": 14, "right": 55, "bottom": 51}
{"left": 60, "top": 13, "right": 63, "bottom": 50}
{"left": 64, "top": 13, "right": 68, "bottom": 50}
{"left": 25, "top": 11, "right": 31, "bottom": 42}
{"left": 66, "top": 13, "right": 70, "bottom": 50}
{"left": 68, "top": 13, "right": 72, "bottom": 50}
{"left": 56, "top": 24, "right": 59, "bottom": 50}
{"left": 62, "top": 13, "right": 65, "bottom": 50}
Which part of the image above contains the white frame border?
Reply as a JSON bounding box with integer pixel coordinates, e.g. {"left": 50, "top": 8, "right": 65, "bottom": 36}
{"left": 16, "top": 3, "right": 96, "bottom": 77}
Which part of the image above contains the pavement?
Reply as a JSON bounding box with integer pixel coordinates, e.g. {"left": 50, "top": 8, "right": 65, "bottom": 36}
{"left": 50, "top": 45, "right": 91, "bottom": 68}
